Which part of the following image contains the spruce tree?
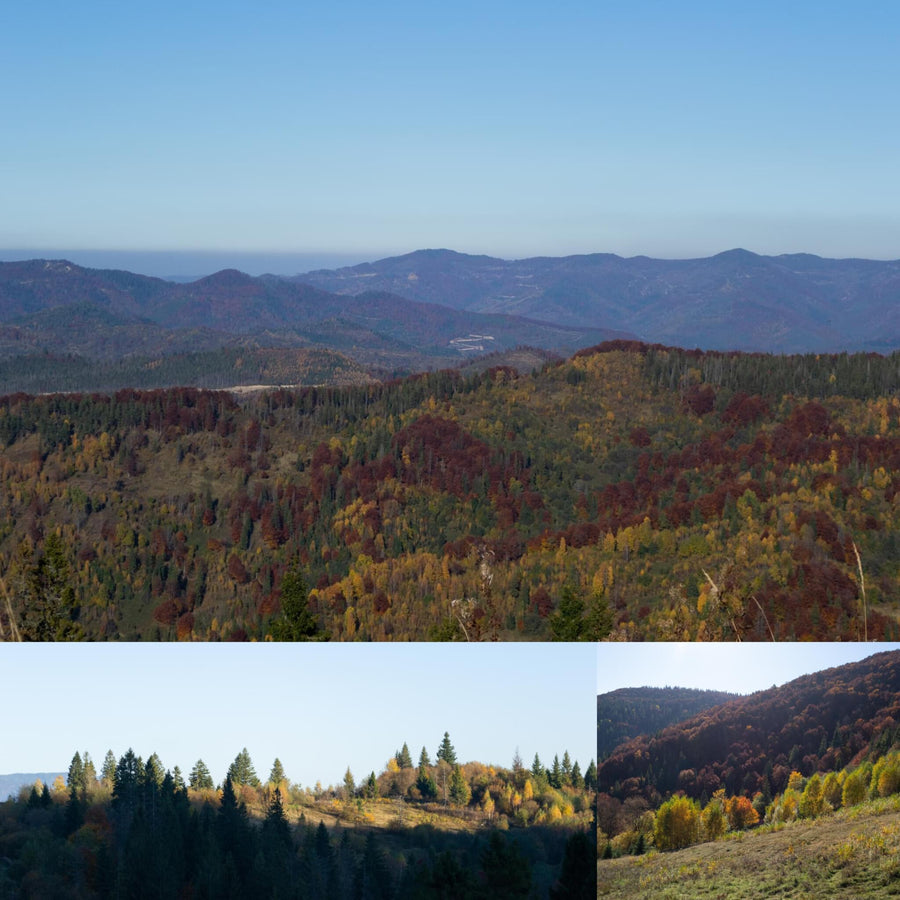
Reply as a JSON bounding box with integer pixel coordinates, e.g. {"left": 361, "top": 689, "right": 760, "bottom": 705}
{"left": 189, "top": 759, "right": 214, "bottom": 791}
{"left": 584, "top": 759, "right": 598, "bottom": 791}
{"left": 269, "top": 758, "right": 286, "bottom": 787}
{"left": 270, "top": 564, "right": 318, "bottom": 640}
{"left": 67, "top": 751, "right": 86, "bottom": 797}
{"left": 561, "top": 750, "right": 573, "bottom": 785}
{"left": 436, "top": 732, "right": 458, "bottom": 766}
{"left": 343, "top": 767, "right": 356, "bottom": 800}
{"left": 549, "top": 754, "right": 563, "bottom": 789}
{"left": 531, "top": 752, "right": 545, "bottom": 780}
{"left": 418, "top": 746, "right": 432, "bottom": 769}
{"left": 397, "top": 742, "right": 413, "bottom": 769}
{"left": 228, "top": 748, "right": 260, "bottom": 787}
{"left": 101, "top": 750, "right": 116, "bottom": 789}
{"left": 449, "top": 765, "right": 471, "bottom": 807}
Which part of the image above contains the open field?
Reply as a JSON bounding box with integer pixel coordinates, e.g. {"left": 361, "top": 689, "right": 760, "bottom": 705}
{"left": 598, "top": 798, "right": 900, "bottom": 899}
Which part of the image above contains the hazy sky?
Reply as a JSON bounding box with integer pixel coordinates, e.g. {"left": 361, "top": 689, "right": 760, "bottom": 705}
{"left": 0, "top": 643, "right": 595, "bottom": 788}
{"left": 3, "top": 1, "right": 900, "bottom": 269}
{"left": 597, "top": 643, "right": 896, "bottom": 697}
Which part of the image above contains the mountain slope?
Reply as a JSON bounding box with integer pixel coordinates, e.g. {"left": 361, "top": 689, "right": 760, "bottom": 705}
{"left": 597, "top": 687, "right": 738, "bottom": 760}
{"left": 597, "top": 650, "right": 900, "bottom": 803}
{"left": 296, "top": 248, "right": 900, "bottom": 353}
{"left": 0, "top": 259, "right": 633, "bottom": 383}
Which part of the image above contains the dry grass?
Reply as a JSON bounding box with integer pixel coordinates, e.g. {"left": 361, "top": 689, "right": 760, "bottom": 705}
{"left": 598, "top": 798, "right": 900, "bottom": 899}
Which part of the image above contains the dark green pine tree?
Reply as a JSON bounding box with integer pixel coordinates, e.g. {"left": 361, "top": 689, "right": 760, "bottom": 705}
{"left": 262, "top": 787, "right": 292, "bottom": 851}
{"left": 19, "top": 532, "right": 83, "bottom": 640}
{"left": 101, "top": 750, "right": 117, "bottom": 789}
{"left": 561, "top": 750, "right": 573, "bottom": 786}
{"left": 67, "top": 751, "right": 86, "bottom": 797}
{"left": 436, "top": 732, "right": 458, "bottom": 766}
{"left": 397, "top": 742, "right": 414, "bottom": 769}
{"left": 269, "top": 758, "right": 286, "bottom": 786}
{"left": 531, "top": 752, "right": 545, "bottom": 780}
{"left": 228, "top": 748, "right": 260, "bottom": 787}
{"left": 583, "top": 759, "right": 597, "bottom": 792}
{"left": 449, "top": 765, "right": 471, "bottom": 807}
{"left": 550, "top": 831, "right": 594, "bottom": 900}
{"left": 218, "top": 776, "right": 253, "bottom": 884}
{"left": 549, "top": 754, "right": 563, "bottom": 789}
{"left": 112, "top": 749, "right": 143, "bottom": 814}
{"left": 82, "top": 752, "right": 97, "bottom": 794}
{"left": 478, "top": 832, "right": 532, "bottom": 899}
{"left": 190, "top": 758, "right": 214, "bottom": 791}
{"left": 270, "top": 564, "right": 319, "bottom": 640}
{"left": 416, "top": 851, "right": 475, "bottom": 899}
{"left": 571, "top": 760, "right": 584, "bottom": 790}
{"left": 364, "top": 771, "right": 379, "bottom": 800}
{"left": 419, "top": 746, "right": 432, "bottom": 769}
{"left": 548, "top": 583, "right": 585, "bottom": 641}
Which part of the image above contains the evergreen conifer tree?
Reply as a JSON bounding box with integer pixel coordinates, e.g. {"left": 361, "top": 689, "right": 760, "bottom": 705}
{"left": 397, "top": 742, "right": 413, "bottom": 769}
{"left": 269, "top": 758, "right": 286, "bottom": 786}
{"left": 436, "top": 732, "right": 458, "bottom": 766}
{"left": 101, "top": 750, "right": 117, "bottom": 789}
{"left": 584, "top": 759, "right": 597, "bottom": 791}
{"left": 270, "top": 564, "right": 318, "bottom": 640}
{"left": 67, "top": 751, "right": 86, "bottom": 797}
{"left": 449, "top": 765, "right": 471, "bottom": 807}
{"left": 190, "top": 759, "right": 214, "bottom": 791}
{"left": 228, "top": 748, "right": 260, "bottom": 787}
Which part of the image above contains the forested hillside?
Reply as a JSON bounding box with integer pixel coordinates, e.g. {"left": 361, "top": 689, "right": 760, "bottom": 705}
{"left": 0, "top": 342, "right": 898, "bottom": 641}
{"left": 595, "top": 651, "right": 900, "bottom": 843}
{"left": 595, "top": 651, "right": 900, "bottom": 891}
{"left": 597, "top": 687, "right": 738, "bottom": 760}
{"left": 0, "top": 738, "right": 595, "bottom": 898}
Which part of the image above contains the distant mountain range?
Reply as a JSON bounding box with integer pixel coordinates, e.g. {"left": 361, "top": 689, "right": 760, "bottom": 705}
{"left": 2, "top": 249, "right": 899, "bottom": 392}
{"left": 0, "top": 258, "right": 629, "bottom": 375}
{"left": 296, "top": 248, "right": 900, "bottom": 353}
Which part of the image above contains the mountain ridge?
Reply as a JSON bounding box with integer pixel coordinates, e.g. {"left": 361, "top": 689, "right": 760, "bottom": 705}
{"left": 294, "top": 247, "right": 900, "bottom": 353}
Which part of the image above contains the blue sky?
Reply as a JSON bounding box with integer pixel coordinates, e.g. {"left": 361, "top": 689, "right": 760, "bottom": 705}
{"left": 3, "top": 1, "right": 900, "bottom": 272}
{"left": 598, "top": 643, "right": 896, "bottom": 697}
{"left": 0, "top": 643, "right": 595, "bottom": 788}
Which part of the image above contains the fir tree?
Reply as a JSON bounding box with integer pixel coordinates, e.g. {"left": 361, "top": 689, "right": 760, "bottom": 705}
{"left": 397, "top": 742, "right": 413, "bottom": 769}
{"left": 190, "top": 758, "right": 214, "bottom": 791}
{"left": 550, "top": 831, "right": 594, "bottom": 900}
{"left": 343, "top": 767, "right": 356, "bottom": 800}
{"left": 436, "top": 732, "right": 458, "bottom": 766}
{"left": 449, "top": 765, "right": 471, "bottom": 807}
{"left": 270, "top": 564, "right": 318, "bottom": 640}
{"left": 228, "top": 748, "right": 260, "bottom": 787}
{"left": 67, "top": 751, "right": 86, "bottom": 797}
{"left": 549, "top": 754, "right": 563, "bottom": 789}
{"left": 269, "top": 757, "right": 286, "bottom": 786}
{"left": 364, "top": 771, "right": 378, "bottom": 800}
{"left": 561, "top": 750, "right": 573, "bottom": 785}
{"left": 583, "top": 759, "right": 597, "bottom": 791}
{"left": 101, "top": 750, "right": 117, "bottom": 789}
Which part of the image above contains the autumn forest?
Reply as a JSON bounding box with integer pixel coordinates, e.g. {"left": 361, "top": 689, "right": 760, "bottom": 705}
{"left": 0, "top": 735, "right": 595, "bottom": 898}
{"left": 0, "top": 341, "right": 897, "bottom": 642}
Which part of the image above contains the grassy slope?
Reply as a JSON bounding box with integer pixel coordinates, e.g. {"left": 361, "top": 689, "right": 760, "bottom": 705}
{"left": 597, "top": 797, "right": 900, "bottom": 899}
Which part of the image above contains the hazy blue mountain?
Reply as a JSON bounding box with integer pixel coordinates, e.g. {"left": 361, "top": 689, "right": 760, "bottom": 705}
{"left": 295, "top": 248, "right": 900, "bottom": 353}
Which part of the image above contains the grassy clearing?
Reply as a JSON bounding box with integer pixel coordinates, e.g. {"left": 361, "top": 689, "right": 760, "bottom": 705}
{"left": 598, "top": 798, "right": 900, "bottom": 899}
